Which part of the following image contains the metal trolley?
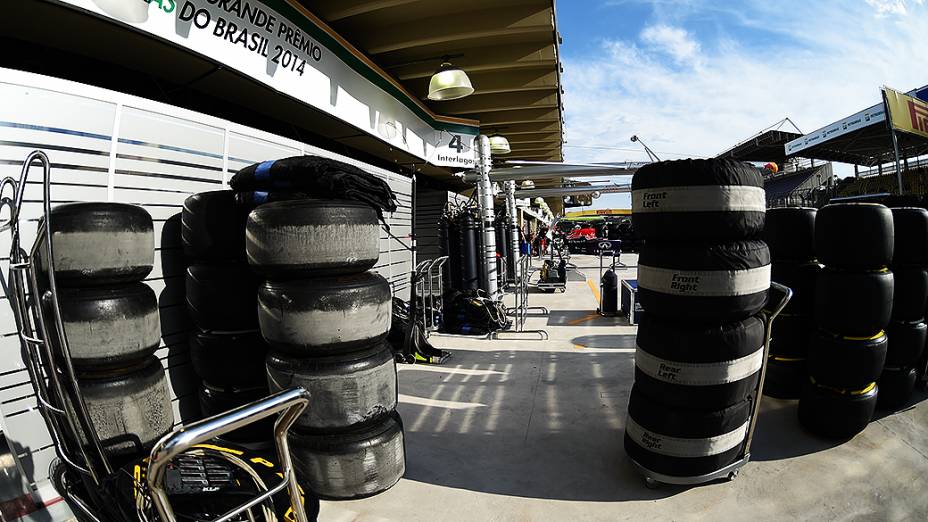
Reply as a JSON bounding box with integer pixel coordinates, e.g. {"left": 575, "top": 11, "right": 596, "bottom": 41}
{"left": 1, "top": 151, "right": 311, "bottom": 521}
{"left": 491, "top": 254, "right": 548, "bottom": 341}
{"left": 630, "top": 282, "right": 793, "bottom": 488}
{"left": 414, "top": 256, "right": 449, "bottom": 335}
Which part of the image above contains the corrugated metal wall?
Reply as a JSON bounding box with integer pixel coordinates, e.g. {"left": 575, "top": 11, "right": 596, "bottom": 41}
{"left": 0, "top": 69, "right": 413, "bottom": 490}
{"left": 414, "top": 185, "right": 469, "bottom": 264}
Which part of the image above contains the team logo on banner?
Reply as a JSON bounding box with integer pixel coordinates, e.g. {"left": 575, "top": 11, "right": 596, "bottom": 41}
{"left": 884, "top": 86, "right": 928, "bottom": 140}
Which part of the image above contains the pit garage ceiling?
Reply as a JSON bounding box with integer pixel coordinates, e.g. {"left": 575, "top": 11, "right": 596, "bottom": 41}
{"left": 303, "top": 0, "right": 565, "bottom": 162}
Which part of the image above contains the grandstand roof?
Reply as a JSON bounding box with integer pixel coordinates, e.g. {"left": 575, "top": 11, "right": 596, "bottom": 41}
{"left": 717, "top": 129, "right": 802, "bottom": 163}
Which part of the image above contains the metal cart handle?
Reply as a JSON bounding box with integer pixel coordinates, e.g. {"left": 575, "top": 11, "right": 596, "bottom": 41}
{"left": 147, "top": 387, "right": 311, "bottom": 522}
{"left": 743, "top": 281, "right": 793, "bottom": 453}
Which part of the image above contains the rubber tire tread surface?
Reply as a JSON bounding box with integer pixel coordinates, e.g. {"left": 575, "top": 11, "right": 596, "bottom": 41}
{"left": 798, "top": 381, "right": 877, "bottom": 439}
{"left": 815, "top": 203, "right": 893, "bottom": 269}
{"left": 814, "top": 268, "right": 893, "bottom": 337}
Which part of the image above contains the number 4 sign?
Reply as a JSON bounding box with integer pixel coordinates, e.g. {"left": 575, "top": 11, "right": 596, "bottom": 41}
{"left": 434, "top": 132, "right": 477, "bottom": 168}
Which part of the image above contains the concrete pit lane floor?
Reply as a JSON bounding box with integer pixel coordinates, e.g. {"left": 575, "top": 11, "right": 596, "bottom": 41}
{"left": 321, "top": 254, "right": 928, "bottom": 522}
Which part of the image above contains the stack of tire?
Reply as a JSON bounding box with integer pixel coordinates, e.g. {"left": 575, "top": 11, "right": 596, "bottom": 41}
{"left": 183, "top": 191, "right": 271, "bottom": 443}
{"left": 800, "top": 203, "right": 893, "bottom": 438}
{"left": 626, "top": 159, "right": 770, "bottom": 478}
{"left": 246, "top": 199, "right": 405, "bottom": 499}
{"left": 763, "top": 208, "right": 821, "bottom": 399}
{"left": 878, "top": 208, "right": 928, "bottom": 409}
{"left": 44, "top": 203, "right": 173, "bottom": 460}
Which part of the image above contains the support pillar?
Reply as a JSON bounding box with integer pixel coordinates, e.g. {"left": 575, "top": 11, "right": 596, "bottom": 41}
{"left": 475, "top": 135, "right": 499, "bottom": 299}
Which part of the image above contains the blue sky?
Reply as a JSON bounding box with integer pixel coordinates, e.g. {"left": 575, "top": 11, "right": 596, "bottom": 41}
{"left": 556, "top": 0, "right": 928, "bottom": 209}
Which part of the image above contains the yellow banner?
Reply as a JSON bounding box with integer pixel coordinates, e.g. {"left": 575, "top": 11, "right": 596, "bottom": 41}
{"left": 564, "top": 208, "right": 631, "bottom": 218}
{"left": 884, "top": 86, "right": 928, "bottom": 140}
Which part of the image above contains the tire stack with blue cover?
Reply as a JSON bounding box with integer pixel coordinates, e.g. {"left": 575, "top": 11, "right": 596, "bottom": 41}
{"left": 878, "top": 208, "right": 928, "bottom": 408}
{"left": 800, "top": 203, "right": 893, "bottom": 438}
{"left": 246, "top": 199, "right": 405, "bottom": 500}
{"left": 43, "top": 203, "right": 173, "bottom": 459}
{"left": 763, "top": 208, "right": 821, "bottom": 399}
{"left": 183, "top": 190, "right": 273, "bottom": 444}
{"left": 626, "top": 159, "right": 770, "bottom": 478}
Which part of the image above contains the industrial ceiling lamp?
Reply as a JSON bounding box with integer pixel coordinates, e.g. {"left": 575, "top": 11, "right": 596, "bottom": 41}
{"left": 91, "top": 0, "right": 150, "bottom": 22}
{"left": 428, "top": 62, "right": 474, "bottom": 101}
{"left": 488, "top": 134, "right": 511, "bottom": 155}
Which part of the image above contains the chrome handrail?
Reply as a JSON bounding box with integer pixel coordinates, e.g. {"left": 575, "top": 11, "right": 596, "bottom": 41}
{"left": 147, "top": 387, "right": 311, "bottom": 522}
{"left": 2, "top": 151, "right": 112, "bottom": 485}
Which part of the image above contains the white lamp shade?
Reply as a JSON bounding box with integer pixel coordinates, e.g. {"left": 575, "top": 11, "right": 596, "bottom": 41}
{"left": 428, "top": 64, "right": 474, "bottom": 101}
{"left": 92, "top": 0, "right": 150, "bottom": 22}
{"left": 489, "top": 135, "right": 511, "bottom": 155}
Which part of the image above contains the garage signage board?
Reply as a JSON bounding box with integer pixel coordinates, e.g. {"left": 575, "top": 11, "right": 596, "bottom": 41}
{"left": 51, "top": 0, "right": 479, "bottom": 168}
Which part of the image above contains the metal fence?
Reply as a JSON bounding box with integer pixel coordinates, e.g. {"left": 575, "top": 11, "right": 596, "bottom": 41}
{"left": 767, "top": 186, "right": 836, "bottom": 209}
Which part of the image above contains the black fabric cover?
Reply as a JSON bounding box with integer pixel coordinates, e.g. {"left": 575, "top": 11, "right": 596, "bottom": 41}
{"left": 885, "top": 320, "right": 927, "bottom": 367}
{"left": 637, "top": 240, "right": 770, "bottom": 323}
{"left": 808, "top": 331, "right": 887, "bottom": 390}
{"left": 890, "top": 207, "right": 928, "bottom": 267}
{"left": 771, "top": 262, "right": 821, "bottom": 317}
{"left": 631, "top": 158, "right": 765, "bottom": 242}
{"left": 639, "top": 240, "right": 770, "bottom": 272}
{"left": 890, "top": 267, "right": 928, "bottom": 322}
{"left": 624, "top": 386, "right": 751, "bottom": 477}
{"left": 634, "top": 315, "right": 763, "bottom": 409}
{"left": 814, "top": 268, "right": 893, "bottom": 337}
{"left": 230, "top": 155, "right": 397, "bottom": 217}
{"left": 798, "top": 381, "right": 878, "bottom": 439}
{"left": 763, "top": 207, "right": 817, "bottom": 263}
{"left": 815, "top": 203, "right": 893, "bottom": 269}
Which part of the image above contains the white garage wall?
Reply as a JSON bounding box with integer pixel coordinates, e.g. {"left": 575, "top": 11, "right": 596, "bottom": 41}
{"left": 0, "top": 68, "right": 413, "bottom": 491}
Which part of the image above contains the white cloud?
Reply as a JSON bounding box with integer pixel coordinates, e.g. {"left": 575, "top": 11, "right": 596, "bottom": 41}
{"left": 866, "top": 0, "right": 922, "bottom": 16}
{"left": 562, "top": 0, "right": 928, "bottom": 209}
{"left": 640, "top": 24, "right": 701, "bottom": 66}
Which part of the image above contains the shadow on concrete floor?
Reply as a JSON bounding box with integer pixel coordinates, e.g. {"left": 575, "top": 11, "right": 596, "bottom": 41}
{"left": 571, "top": 335, "right": 637, "bottom": 349}
{"left": 526, "top": 286, "right": 563, "bottom": 294}
{"left": 750, "top": 390, "right": 928, "bottom": 460}
{"left": 547, "top": 311, "right": 626, "bottom": 327}
{"left": 750, "top": 397, "right": 845, "bottom": 461}
{"left": 872, "top": 387, "right": 928, "bottom": 421}
{"left": 398, "top": 348, "right": 682, "bottom": 501}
